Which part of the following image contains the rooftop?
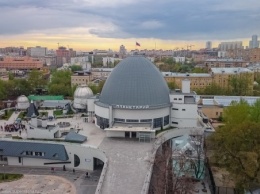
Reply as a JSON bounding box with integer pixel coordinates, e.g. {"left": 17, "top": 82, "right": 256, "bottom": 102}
{"left": 28, "top": 95, "right": 64, "bottom": 101}
{"left": 162, "top": 72, "right": 211, "bottom": 77}
{"left": 211, "top": 67, "right": 252, "bottom": 74}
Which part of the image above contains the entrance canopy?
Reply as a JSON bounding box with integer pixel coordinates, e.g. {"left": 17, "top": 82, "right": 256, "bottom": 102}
{"left": 105, "top": 122, "right": 154, "bottom": 132}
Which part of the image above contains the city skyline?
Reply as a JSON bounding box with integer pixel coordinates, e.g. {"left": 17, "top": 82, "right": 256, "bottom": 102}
{"left": 0, "top": 0, "right": 260, "bottom": 50}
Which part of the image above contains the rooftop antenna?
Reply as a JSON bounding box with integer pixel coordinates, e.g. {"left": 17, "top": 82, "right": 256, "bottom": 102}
{"left": 57, "top": 43, "right": 59, "bottom": 49}
{"left": 67, "top": 45, "right": 70, "bottom": 50}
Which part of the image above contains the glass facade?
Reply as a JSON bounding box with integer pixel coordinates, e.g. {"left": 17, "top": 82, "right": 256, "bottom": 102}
{"left": 153, "top": 117, "right": 163, "bottom": 128}
{"left": 96, "top": 116, "right": 109, "bottom": 129}
{"left": 164, "top": 115, "right": 169, "bottom": 126}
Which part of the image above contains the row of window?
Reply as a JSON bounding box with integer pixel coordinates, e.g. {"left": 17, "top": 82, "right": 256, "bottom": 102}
{"left": 173, "top": 98, "right": 182, "bottom": 101}
{"left": 22, "top": 151, "right": 45, "bottom": 157}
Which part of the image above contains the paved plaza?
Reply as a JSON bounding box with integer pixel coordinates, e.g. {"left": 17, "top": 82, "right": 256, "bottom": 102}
{"left": 0, "top": 166, "right": 101, "bottom": 194}
{"left": 99, "top": 138, "right": 153, "bottom": 194}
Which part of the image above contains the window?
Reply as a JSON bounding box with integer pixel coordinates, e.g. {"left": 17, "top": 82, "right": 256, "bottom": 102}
{"left": 153, "top": 117, "right": 163, "bottom": 128}
{"left": 178, "top": 98, "right": 182, "bottom": 100}
{"left": 126, "top": 119, "right": 139, "bottom": 122}
{"left": 114, "top": 118, "right": 125, "bottom": 122}
{"left": 172, "top": 108, "right": 178, "bottom": 110}
{"left": 172, "top": 121, "right": 178, "bottom": 124}
{"left": 74, "top": 154, "right": 80, "bottom": 167}
{"left": 216, "top": 112, "right": 218, "bottom": 116}
{"left": 174, "top": 98, "right": 177, "bottom": 100}
{"left": 164, "top": 116, "right": 169, "bottom": 126}
{"left": 53, "top": 153, "right": 58, "bottom": 158}
{"left": 182, "top": 109, "right": 186, "bottom": 111}
{"left": 140, "top": 119, "right": 152, "bottom": 122}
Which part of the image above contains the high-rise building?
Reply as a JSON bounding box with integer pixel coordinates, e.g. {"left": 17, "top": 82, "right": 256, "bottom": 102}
{"left": 206, "top": 41, "right": 212, "bottom": 50}
{"left": 218, "top": 41, "right": 243, "bottom": 51}
{"left": 119, "top": 45, "right": 126, "bottom": 57}
{"left": 249, "top": 35, "right": 259, "bottom": 49}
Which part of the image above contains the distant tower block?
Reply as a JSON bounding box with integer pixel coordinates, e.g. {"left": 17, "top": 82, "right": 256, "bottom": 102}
{"left": 182, "top": 79, "right": 190, "bottom": 93}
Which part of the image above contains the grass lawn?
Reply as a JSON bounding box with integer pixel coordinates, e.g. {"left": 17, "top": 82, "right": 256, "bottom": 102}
{"left": 17, "top": 111, "right": 26, "bottom": 120}
{"left": 1, "top": 110, "right": 14, "bottom": 120}
{"left": 39, "top": 111, "right": 48, "bottom": 117}
{"left": 53, "top": 109, "right": 63, "bottom": 116}
{"left": 156, "top": 126, "right": 175, "bottom": 135}
{"left": 0, "top": 173, "right": 23, "bottom": 183}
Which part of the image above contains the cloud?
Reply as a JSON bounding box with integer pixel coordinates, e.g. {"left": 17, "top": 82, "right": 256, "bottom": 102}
{"left": 0, "top": 0, "right": 260, "bottom": 42}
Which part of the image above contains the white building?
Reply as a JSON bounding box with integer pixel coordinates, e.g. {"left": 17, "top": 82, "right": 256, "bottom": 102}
{"left": 218, "top": 51, "right": 227, "bottom": 58}
{"left": 27, "top": 115, "right": 61, "bottom": 139}
{"left": 71, "top": 56, "right": 89, "bottom": 65}
{"left": 174, "top": 57, "right": 186, "bottom": 63}
{"left": 27, "top": 46, "right": 46, "bottom": 57}
{"left": 170, "top": 79, "right": 199, "bottom": 128}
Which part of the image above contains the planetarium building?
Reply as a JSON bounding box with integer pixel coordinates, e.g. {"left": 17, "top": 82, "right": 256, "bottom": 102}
{"left": 94, "top": 56, "right": 171, "bottom": 138}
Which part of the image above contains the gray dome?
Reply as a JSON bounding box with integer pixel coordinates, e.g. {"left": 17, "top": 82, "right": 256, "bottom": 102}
{"left": 99, "top": 56, "right": 170, "bottom": 108}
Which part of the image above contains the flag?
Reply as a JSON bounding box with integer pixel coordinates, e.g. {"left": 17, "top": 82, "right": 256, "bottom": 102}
{"left": 136, "top": 42, "right": 140, "bottom": 46}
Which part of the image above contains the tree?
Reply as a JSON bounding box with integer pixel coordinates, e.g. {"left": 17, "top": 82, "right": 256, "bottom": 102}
{"left": 149, "top": 139, "right": 195, "bottom": 194}
{"left": 48, "top": 70, "right": 73, "bottom": 96}
{"left": 228, "top": 73, "right": 253, "bottom": 96}
{"left": 168, "top": 82, "right": 176, "bottom": 90}
{"left": 209, "top": 100, "right": 260, "bottom": 193}
{"left": 191, "top": 68, "right": 208, "bottom": 73}
{"left": 28, "top": 70, "right": 48, "bottom": 91}
{"left": 70, "top": 65, "right": 82, "bottom": 72}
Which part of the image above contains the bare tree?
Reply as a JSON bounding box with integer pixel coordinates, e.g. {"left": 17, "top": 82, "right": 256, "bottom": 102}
{"left": 149, "top": 141, "right": 195, "bottom": 194}
{"left": 149, "top": 129, "right": 206, "bottom": 194}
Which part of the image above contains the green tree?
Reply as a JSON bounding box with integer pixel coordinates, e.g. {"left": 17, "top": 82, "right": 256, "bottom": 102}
{"left": 191, "top": 68, "right": 208, "bottom": 73}
{"left": 28, "top": 70, "right": 47, "bottom": 91}
{"left": 70, "top": 65, "right": 82, "bottom": 72}
{"left": 229, "top": 73, "right": 253, "bottom": 96}
{"left": 48, "top": 70, "right": 73, "bottom": 96}
{"left": 168, "top": 82, "right": 176, "bottom": 90}
{"left": 209, "top": 100, "right": 260, "bottom": 192}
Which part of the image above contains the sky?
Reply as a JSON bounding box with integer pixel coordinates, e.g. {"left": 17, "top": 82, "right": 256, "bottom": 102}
{"left": 0, "top": 0, "right": 260, "bottom": 51}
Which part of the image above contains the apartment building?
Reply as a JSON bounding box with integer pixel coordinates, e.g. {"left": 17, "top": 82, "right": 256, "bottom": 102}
{"left": 204, "top": 58, "right": 247, "bottom": 70}
{"left": 226, "top": 49, "right": 250, "bottom": 61}
{"left": 218, "top": 41, "right": 243, "bottom": 51}
{"left": 91, "top": 68, "right": 113, "bottom": 79}
{"left": 163, "top": 72, "right": 212, "bottom": 90}
{"left": 27, "top": 46, "right": 46, "bottom": 57}
{"left": 163, "top": 67, "right": 254, "bottom": 91}
{"left": 0, "top": 57, "right": 43, "bottom": 70}
{"left": 249, "top": 48, "right": 260, "bottom": 63}
{"left": 71, "top": 72, "right": 92, "bottom": 87}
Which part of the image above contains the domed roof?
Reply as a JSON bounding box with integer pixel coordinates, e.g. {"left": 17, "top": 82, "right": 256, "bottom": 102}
{"left": 17, "top": 95, "right": 29, "bottom": 103}
{"left": 99, "top": 56, "right": 170, "bottom": 108}
{"left": 74, "top": 85, "right": 93, "bottom": 99}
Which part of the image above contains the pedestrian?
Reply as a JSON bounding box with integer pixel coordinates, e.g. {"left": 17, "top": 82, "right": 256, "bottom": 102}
{"left": 19, "top": 130, "right": 21, "bottom": 136}
{"left": 73, "top": 168, "right": 75, "bottom": 174}
{"left": 85, "top": 172, "right": 89, "bottom": 178}
{"left": 51, "top": 167, "right": 54, "bottom": 173}
{"left": 63, "top": 165, "right": 66, "bottom": 171}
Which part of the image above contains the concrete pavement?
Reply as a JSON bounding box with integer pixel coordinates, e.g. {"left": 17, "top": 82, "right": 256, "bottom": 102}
{"left": 0, "top": 166, "right": 101, "bottom": 194}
